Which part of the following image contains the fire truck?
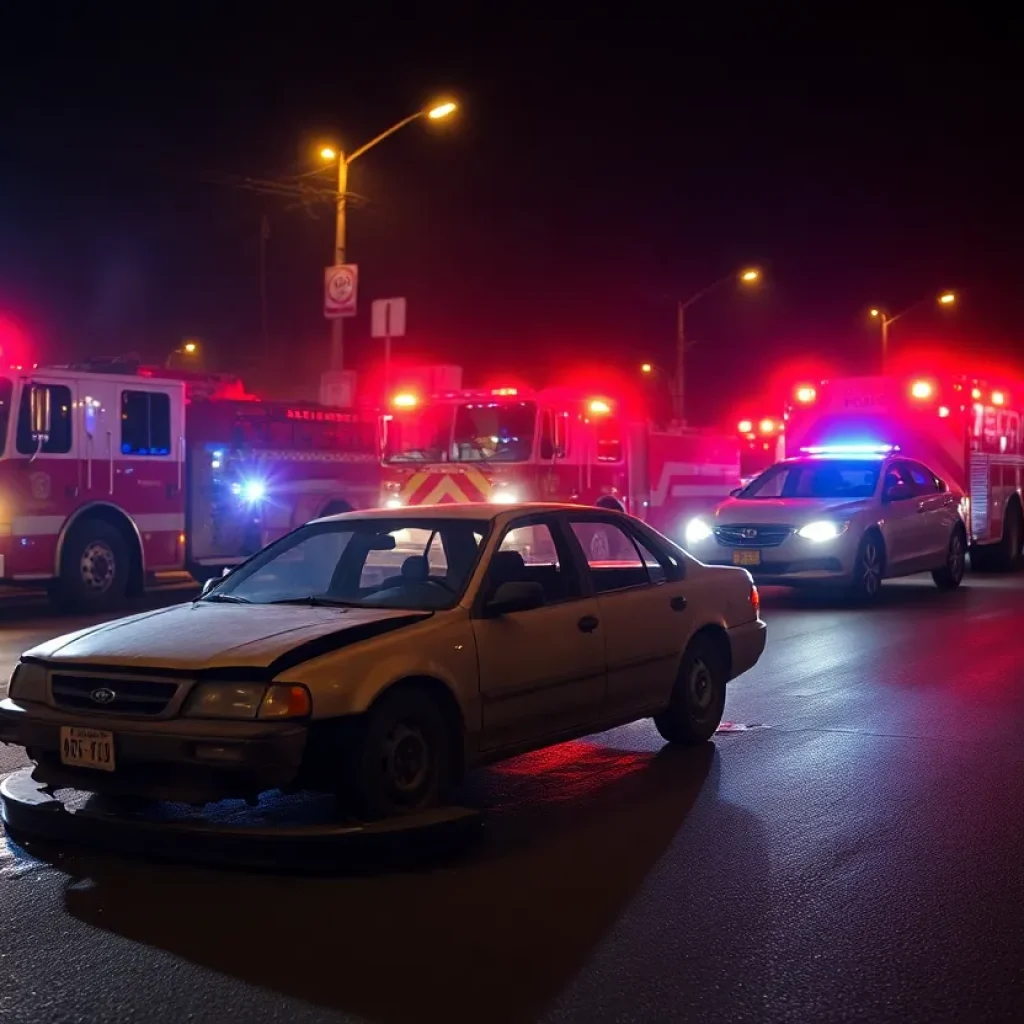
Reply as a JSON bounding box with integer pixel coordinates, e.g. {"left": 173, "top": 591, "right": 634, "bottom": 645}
{"left": 380, "top": 382, "right": 741, "bottom": 553}
{"left": 784, "top": 372, "right": 1024, "bottom": 570}
{"left": 0, "top": 360, "right": 379, "bottom": 609}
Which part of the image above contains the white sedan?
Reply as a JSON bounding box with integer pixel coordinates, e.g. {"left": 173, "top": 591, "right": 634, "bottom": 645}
{"left": 0, "top": 504, "right": 765, "bottom": 820}
{"left": 684, "top": 448, "right": 967, "bottom": 599}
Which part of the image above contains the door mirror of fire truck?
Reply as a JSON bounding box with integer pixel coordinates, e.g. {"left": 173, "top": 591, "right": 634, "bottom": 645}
{"left": 29, "top": 385, "right": 51, "bottom": 438}
{"left": 883, "top": 481, "right": 914, "bottom": 504}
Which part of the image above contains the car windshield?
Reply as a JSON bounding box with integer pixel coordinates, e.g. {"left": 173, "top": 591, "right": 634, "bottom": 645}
{"left": 740, "top": 459, "right": 881, "bottom": 499}
{"left": 206, "top": 517, "right": 491, "bottom": 610}
{"left": 384, "top": 400, "right": 537, "bottom": 463}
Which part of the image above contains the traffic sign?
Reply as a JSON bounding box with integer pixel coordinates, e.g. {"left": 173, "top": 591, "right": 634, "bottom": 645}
{"left": 371, "top": 297, "right": 407, "bottom": 338}
{"left": 324, "top": 264, "right": 358, "bottom": 319}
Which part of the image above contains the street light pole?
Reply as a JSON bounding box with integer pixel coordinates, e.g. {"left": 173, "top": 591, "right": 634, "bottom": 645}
{"left": 321, "top": 101, "right": 456, "bottom": 373}
{"left": 672, "top": 268, "right": 760, "bottom": 425}
{"left": 871, "top": 292, "right": 954, "bottom": 373}
{"left": 330, "top": 154, "right": 349, "bottom": 371}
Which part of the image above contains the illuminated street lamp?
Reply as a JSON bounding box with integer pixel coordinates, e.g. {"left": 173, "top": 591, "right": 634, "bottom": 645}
{"left": 674, "top": 268, "right": 761, "bottom": 423}
{"left": 871, "top": 291, "right": 956, "bottom": 371}
{"left": 166, "top": 339, "right": 201, "bottom": 368}
{"left": 320, "top": 100, "right": 458, "bottom": 371}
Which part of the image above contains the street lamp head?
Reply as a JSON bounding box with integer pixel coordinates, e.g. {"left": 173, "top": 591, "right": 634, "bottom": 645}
{"left": 740, "top": 269, "right": 760, "bottom": 283}
{"left": 641, "top": 362, "right": 653, "bottom": 374}
{"left": 183, "top": 341, "right": 198, "bottom": 354}
{"left": 870, "top": 308, "right": 881, "bottom": 318}
{"left": 427, "top": 101, "right": 457, "bottom": 120}
{"left": 939, "top": 292, "right": 956, "bottom": 305}
{"left": 319, "top": 146, "right": 338, "bottom": 161}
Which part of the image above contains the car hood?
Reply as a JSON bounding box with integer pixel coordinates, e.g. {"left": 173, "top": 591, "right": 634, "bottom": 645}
{"left": 23, "top": 602, "right": 433, "bottom": 675}
{"left": 712, "top": 496, "right": 874, "bottom": 524}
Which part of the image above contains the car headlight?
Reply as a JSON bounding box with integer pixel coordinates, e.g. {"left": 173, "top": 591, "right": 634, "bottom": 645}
{"left": 685, "top": 518, "right": 713, "bottom": 544}
{"left": 183, "top": 682, "right": 311, "bottom": 720}
{"left": 8, "top": 660, "right": 47, "bottom": 701}
{"left": 797, "top": 520, "right": 848, "bottom": 542}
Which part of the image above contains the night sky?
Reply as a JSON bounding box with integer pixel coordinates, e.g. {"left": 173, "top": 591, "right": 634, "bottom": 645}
{"left": 2, "top": 9, "right": 1021, "bottom": 422}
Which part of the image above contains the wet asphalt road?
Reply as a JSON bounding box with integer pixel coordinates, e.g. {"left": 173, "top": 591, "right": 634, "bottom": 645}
{"left": 1, "top": 576, "right": 1023, "bottom": 1024}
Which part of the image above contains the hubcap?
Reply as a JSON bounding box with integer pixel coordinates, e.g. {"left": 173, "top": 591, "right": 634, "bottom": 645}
{"left": 861, "top": 543, "right": 881, "bottom": 595}
{"left": 80, "top": 541, "right": 116, "bottom": 594}
{"left": 688, "top": 657, "right": 715, "bottom": 712}
{"left": 382, "top": 722, "right": 430, "bottom": 796}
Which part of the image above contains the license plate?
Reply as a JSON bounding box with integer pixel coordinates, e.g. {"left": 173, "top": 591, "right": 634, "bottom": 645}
{"left": 732, "top": 549, "right": 761, "bottom": 566}
{"left": 59, "top": 727, "right": 116, "bottom": 772}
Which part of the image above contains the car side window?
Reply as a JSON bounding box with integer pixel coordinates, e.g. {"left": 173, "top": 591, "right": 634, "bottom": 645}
{"left": 906, "top": 461, "right": 940, "bottom": 494}
{"left": 490, "top": 521, "right": 580, "bottom": 604}
{"left": 882, "top": 462, "right": 915, "bottom": 499}
{"left": 568, "top": 519, "right": 651, "bottom": 593}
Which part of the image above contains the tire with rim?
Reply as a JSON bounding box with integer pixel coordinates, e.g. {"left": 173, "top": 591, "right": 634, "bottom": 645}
{"left": 342, "top": 686, "right": 452, "bottom": 820}
{"left": 932, "top": 527, "right": 967, "bottom": 590}
{"left": 849, "top": 530, "right": 884, "bottom": 602}
{"left": 56, "top": 518, "right": 130, "bottom": 611}
{"left": 654, "top": 633, "right": 728, "bottom": 745}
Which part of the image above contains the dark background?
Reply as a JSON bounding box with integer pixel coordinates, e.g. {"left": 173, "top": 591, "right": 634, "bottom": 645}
{"left": 1, "top": 7, "right": 1021, "bottom": 422}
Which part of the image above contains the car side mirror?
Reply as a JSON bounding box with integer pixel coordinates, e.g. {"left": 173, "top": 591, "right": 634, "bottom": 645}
{"left": 883, "top": 482, "right": 913, "bottom": 503}
{"left": 485, "top": 581, "right": 545, "bottom": 616}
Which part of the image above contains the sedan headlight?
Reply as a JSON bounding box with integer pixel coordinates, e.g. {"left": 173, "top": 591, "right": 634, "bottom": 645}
{"left": 8, "top": 660, "right": 47, "bottom": 701}
{"left": 183, "top": 682, "right": 311, "bottom": 720}
{"left": 797, "top": 520, "right": 848, "bottom": 542}
{"left": 685, "top": 518, "right": 713, "bottom": 544}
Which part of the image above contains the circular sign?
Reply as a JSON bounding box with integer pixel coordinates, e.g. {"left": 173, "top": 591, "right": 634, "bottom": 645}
{"left": 327, "top": 267, "right": 355, "bottom": 304}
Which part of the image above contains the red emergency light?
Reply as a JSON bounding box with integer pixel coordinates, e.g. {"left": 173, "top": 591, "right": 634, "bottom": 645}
{"left": 588, "top": 399, "right": 612, "bottom": 415}
{"left": 794, "top": 385, "right": 817, "bottom": 404}
{"left": 491, "top": 387, "right": 518, "bottom": 396}
{"left": 759, "top": 418, "right": 777, "bottom": 434}
{"left": 992, "top": 390, "right": 1006, "bottom": 406}
{"left": 392, "top": 393, "right": 418, "bottom": 409}
{"left": 737, "top": 419, "right": 753, "bottom": 433}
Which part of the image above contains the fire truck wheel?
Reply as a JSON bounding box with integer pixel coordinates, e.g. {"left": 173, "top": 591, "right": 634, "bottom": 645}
{"left": 931, "top": 527, "right": 967, "bottom": 590}
{"left": 653, "top": 634, "right": 727, "bottom": 745}
{"left": 57, "top": 519, "right": 131, "bottom": 611}
{"left": 340, "top": 685, "right": 453, "bottom": 821}
{"left": 848, "top": 530, "right": 885, "bottom": 603}
{"left": 998, "top": 502, "right": 1023, "bottom": 571}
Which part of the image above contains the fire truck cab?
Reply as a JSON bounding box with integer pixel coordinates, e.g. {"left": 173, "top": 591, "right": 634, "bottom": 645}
{"left": 785, "top": 373, "right": 1024, "bottom": 570}
{"left": 0, "top": 363, "right": 380, "bottom": 608}
{"left": 381, "top": 383, "right": 740, "bottom": 550}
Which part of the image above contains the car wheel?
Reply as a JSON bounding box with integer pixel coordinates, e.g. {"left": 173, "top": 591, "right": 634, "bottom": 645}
{"left": 343, "top": 687, "right": 452, "bottom": 820}
{"left": 848, "top": 531, "right": 884, "bottom": 602}
{"left": 654, "top": 634, "right": 727, "bottom": 745}
{"left": 55, "top": 518, "right": 131, "bottom": 611}
{"left": 932, "top": 527, "right": 966, "bottom": 590}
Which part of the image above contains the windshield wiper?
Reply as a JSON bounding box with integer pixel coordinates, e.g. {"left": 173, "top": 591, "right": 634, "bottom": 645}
{"left": 269, "top": 596, "right": 358, "bottom": 608}
{"left": 202, "top": 593, "right": 251, "bottom": 604}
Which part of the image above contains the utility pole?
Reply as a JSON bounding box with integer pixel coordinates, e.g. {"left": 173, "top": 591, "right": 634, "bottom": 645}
{"left": 674, "top": 300, "right": 686, "bottom": 424}
{"left": 260, "top": 214, "right": 270, "bottom": 361}
{"left": 331, "top": 154, "right": 349, "bottom": 371}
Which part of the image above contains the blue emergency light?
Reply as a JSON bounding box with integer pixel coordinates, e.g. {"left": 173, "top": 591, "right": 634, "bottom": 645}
{"left": 800, "top": 443, "right": 898, "bottom": 456}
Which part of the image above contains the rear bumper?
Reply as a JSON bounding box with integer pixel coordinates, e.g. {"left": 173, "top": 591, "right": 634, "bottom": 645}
{"left": 0, "top": 698, "right": 307, "bottom": 803}
{"left": 727, "top": 619, "right": 767, "bottom": 679}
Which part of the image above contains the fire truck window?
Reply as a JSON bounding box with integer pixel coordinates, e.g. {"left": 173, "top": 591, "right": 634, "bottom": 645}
{"left": 453, "top": 401, "right": 536, "bottom": 462}
{"left": 569, "top": 519, "right": 650, "bottom": 593}
{"left": 16, "top": 384, "right": 72, "bottom": 455}
{"left": 121, "top": 390, "right": 172, "bottom": 457}
{"left": 0, "top": 379, "right": 13, "bottom": 456}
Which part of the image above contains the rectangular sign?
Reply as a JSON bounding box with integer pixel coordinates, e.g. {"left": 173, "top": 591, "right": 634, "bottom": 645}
{"left": 371, "top": 297, "right": 407, "bottom": 338}
{"left": 324, "top": 264, "right": 358, "bottom": 319}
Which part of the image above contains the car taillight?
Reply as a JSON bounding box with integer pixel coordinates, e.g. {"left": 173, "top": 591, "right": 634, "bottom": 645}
{"left": 750, "top": 584, "right": 760, "bottom": 617}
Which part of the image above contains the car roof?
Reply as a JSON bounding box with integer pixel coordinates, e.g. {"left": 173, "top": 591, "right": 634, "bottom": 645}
{"left": 314, "top": 502, "right": 615, "bottom": 524}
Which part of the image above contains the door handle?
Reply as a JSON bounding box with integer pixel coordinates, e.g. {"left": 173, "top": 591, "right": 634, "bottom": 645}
{"left": 577, "top": 615, "right": 599, "bottom": 633}
{"left": 670, "top": 595, "right": 687, "bottom": 612}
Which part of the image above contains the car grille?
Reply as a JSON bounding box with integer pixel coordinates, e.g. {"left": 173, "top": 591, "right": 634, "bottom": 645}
{"left": 714, "top": 524, "right": 793, "bottom": 548}
{"left": 50, "top": 674, "right": 179, "bottom": 717}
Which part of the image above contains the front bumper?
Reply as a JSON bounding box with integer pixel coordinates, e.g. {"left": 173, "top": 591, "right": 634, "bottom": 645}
{"left": 726, "top": 619, "right": 767, "bottom": 679}
{"left": 691, "top": 531, "right": 860, "bottom": 584}
{"left": 0, "top": 698, "right": 308, "bottom": 803}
